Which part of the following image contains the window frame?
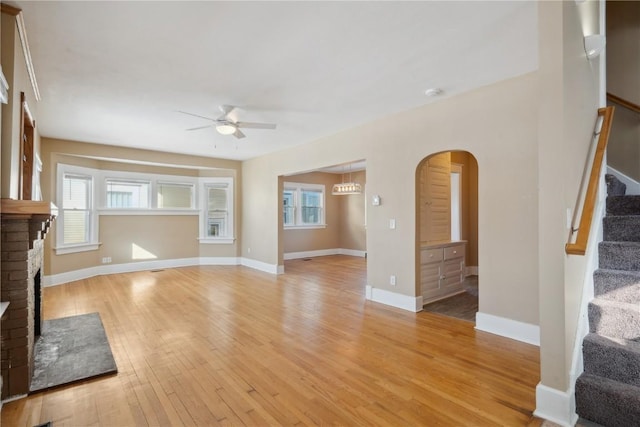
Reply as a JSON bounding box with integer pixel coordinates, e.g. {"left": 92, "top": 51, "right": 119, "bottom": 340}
{"left": 199, "top": 177, "right": 235, "bottom": 244}
{"left": 55, "top": 164, "right": 100, "bottom": 254}
{"left": 104, "top": 177, "right": 151, "bottom": 210}
{"left": 157, "top": 181, "right": 195, "bottom": 210}
{"left": 283, "top": 182, "right": 326, "bottom": 229}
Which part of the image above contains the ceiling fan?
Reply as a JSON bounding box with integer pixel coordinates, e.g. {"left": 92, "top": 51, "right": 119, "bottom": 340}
{"left": 178, "top": 105, "right": 277, "bottom": 139}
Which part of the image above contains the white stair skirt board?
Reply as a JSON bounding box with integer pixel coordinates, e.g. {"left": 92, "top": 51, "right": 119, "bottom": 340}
{"left": 607, "top": 166, "right": 640, "bottom": 195}
{"left": 534, "top": 383, "right": 577, "bottom": 427}
{"left": 365, "top": 285, "right": 423, "bottom": 312}
{"left": 284, "top": 248, "right": 366, "bottom": 260}
{"left": 43, "top": 256, "right": 284, "bottom": 287}
{"left": 475, "top": 312, "right": 540, "bottom": 346}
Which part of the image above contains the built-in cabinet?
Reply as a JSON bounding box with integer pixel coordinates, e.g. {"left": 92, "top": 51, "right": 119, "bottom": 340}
{"left": 420, "top": 241, "right": 466, "bottom": 303}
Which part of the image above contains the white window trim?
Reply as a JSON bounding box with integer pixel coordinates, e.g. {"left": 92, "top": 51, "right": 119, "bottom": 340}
{"left": 199, "top": 177, "right": 235, "bottom": 244}
{"left": 157, "top": 181, "right": 196, "bottom": 210}
{"left": 55, "top": 163, "right": 234, "bottom": 253}
{"left": 283, "top": 182, "right": 326, "bottom": 229}
{"left": 55, "top": 164, "right": 100, "bottom": 255}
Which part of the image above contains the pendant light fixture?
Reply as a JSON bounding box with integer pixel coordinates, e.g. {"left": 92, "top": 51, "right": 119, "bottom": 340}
{"left": 332, "top": 164, "right": 362, "bottom": 195}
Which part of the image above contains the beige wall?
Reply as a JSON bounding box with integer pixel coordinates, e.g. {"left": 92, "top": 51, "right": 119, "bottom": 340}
{"left": 282, "top": 170, "right": 366, "bottom": 254}
{"left": 1, "top": 11, "right": 41, "bottom": 200}
{"left": 243, "top": 71, "right": 541, "bottom": 325}
{"left": 339, "top": 169, "right": 366, "bottom": 252}
{"left": 99, "top": 215, "right": 199, "bottom": 264}
{"left": 537, "top": 0, "right": 602, "bottom": 392}
{"left": 606, "top": 1, "right": 640, "bottom": 181}
{"left": 41, "top": 138, "right": 241, "bottom": 275}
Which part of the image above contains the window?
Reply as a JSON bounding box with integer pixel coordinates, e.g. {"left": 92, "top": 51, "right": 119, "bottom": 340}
{"left": 283, "top": 189, "right": 295, "bottom": 226}
{"left": 200, "top": 178, "right": 234, "bottom": 243}
{"left": 283, "top": 182, "right": 325, "bottom": 228}
{"left": 56, "top": 165, "right": 99, "bottom": 254}
{"left": 105, "top": 179, "right": 150, "bottom": 208}
{"left": 62, "top": 174, "right": 92, "bottom": 244}
{"left": 158, "top": 182, "right": 194, "bottom": 209}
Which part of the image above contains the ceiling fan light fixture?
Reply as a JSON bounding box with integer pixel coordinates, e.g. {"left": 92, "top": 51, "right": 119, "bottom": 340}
{"left": 216, "top": 124, "right": 236, "bottom": 135}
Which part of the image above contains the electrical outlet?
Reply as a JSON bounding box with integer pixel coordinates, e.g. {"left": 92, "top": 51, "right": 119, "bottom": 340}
{"left": 102, "top": 257, "right": 112, "bottom": 264}
{"left": 390, "top": 275, "right": 396, "bottom": 286}
{"left": 247, "top": 247, "right": 251, "bottom": 254}
{"left": 389, "top": 219, "right": 396, "bottom": 229}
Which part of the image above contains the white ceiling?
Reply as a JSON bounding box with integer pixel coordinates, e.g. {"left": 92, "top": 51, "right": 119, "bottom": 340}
{"left": 12, "top": 1, "right": 538, "bottom": 162}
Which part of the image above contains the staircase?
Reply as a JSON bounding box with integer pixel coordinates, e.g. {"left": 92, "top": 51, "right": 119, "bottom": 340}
{"left": 575, "top": 175, "right": 640, "bottom": 426}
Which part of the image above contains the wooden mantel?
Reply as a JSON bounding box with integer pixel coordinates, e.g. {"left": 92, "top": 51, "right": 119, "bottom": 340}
{"left": 1, "top": 198, "right": 58, "bottom": 217}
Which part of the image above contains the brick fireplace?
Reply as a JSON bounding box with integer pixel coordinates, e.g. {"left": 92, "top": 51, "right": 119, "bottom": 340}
{"left": 1, "top": 199, "right": 56, "bottom": 400}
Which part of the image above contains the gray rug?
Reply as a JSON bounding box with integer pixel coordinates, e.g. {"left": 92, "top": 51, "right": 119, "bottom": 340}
{"left": 30, "top": 312, "right": 117, "bottom": 393}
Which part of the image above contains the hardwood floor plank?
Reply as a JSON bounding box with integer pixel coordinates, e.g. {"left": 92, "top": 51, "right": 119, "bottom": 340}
{"left": 2, "top": 255, "right": 541, "bottom": 426}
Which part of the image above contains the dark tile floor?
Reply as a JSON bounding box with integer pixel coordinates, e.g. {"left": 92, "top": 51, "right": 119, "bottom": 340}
{"left": 422, "top": 275, "right": 478, "bottom": 323}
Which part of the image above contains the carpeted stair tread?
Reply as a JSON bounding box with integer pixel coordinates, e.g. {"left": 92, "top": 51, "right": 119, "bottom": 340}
{"left": 575, "top": 373, "right": 640, "bottom": 427}
{"left": 594, "top": 269, "right": 640, "bottom": 304}
{"left": 607, "top": 195, "right": 640, "bottom": 216}
{"left": 605, "top": 174, "right": 627, "bottom": 197}
{"left": 604, "top": 215, "right": 640, "bottom": 242}
{"left": 594, "top": 269, "right": 640, "bottom": 303}
{"left": 588, "top": 298, "right": 640, "bottom": 341}
{"left": 599, "top": 241, "right": 640, "bottom": 271}
{"left": 583, "top": 333, "right": 640, "bottom": 387}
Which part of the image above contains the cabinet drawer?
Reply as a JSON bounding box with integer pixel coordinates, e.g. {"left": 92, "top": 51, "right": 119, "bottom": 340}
{"left": 444, "top": 244, "right": 464, "bottom": 260}
{"left": 421, "top": 248, "right": 443, "bottom": 263}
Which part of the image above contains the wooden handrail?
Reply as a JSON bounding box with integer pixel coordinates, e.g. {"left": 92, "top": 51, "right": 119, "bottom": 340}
{"left": 566, "top": 106, "right": 615, "bottom": 255}
{"left": 607, "top": 92, "right": 640, "bottom": 115}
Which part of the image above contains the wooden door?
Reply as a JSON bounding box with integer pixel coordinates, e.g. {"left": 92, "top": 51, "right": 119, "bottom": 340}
{"left": 420, "top": 152, "right": 451, "bottom": 243}
{"left": 20, "top": 92, "right": 35, "bottom": 200}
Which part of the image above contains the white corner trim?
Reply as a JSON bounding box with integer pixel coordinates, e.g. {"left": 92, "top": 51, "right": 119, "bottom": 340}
{"left": 534, "top": 383, "right": 577, "bottom": 427}
{"left": 475, "top": 312, "right": 540, "bottom": 346}
{"left": 284, "top": 248, "right": 366, "bottom": 260}
{"left": 240, "top": 257, "right": 281, "bottom": 274}
{"left": 607, "top": 166, "right": 640, "bottom": 195}
{"left": 365, "top": 285, "right": 422, "bottom": 312}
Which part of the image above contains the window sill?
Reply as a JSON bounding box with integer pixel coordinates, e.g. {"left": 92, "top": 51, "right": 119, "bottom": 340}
{"left": 198, "top": 237, "right": 235, "bottom": 244}
{"left": 54, "top": 242, "right": 101, "bottom": 255}
{"left": 98, "top": 209, "right": 199, "bottom": 216}
{"left": 284, "top": 224, "right": 327, "bottom": 230}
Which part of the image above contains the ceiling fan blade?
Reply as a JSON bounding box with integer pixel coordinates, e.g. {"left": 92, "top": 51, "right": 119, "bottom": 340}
{"left": 233, "top": 128, "right": 246, "bottom": 139}
{"left": 235, "top": 121, "right": 277, "bottom": 130}
{"left": 177, "top": 110, "right": 218, "bottom": 122}
{"left": 185, "top": 125, "right": 212, "bottom": 131}
{"left": 218, "top": 105, "right": 239, "bottom": 122}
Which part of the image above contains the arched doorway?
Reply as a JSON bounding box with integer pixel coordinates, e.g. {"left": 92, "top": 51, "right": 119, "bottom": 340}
{"left": 416, "top": 150, "right": 479, "bottom": 322}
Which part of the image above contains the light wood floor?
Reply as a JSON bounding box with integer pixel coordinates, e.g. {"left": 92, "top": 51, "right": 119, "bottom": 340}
{"left": 2, "top": 255, "right": 543, "bottom": 426}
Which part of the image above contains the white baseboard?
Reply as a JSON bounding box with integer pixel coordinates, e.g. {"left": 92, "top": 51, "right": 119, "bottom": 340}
{"left": 43, "top": 256, "right": 282, "bottom": 286}
{"left": 240, "top": 257, "right": 281, "bottom": 274}
{"left": 284, "top": 248, "right": 366, "bottom": 260}
{"left": 475, "top": 312, "right": 540, "bottom": 346}
{"left": 465, "top": 266, "right": 478, "bottom": 276}
{"left": 534, "top": 383, "right": 577, "bottom": 427}
{"left": 365, "top": 285, "right": 422, "bottom": 312}
{"left": 607, "top": 166, "right": 640, "bottom": 195}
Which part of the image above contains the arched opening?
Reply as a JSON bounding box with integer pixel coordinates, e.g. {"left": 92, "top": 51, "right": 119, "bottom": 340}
{"left": 416, "top": 150, "right": 479, "bottom": 322}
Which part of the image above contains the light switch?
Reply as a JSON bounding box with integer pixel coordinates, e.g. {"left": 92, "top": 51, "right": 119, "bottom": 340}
{"left": 389, "top": 219, "right": 396, "bottom": 229}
